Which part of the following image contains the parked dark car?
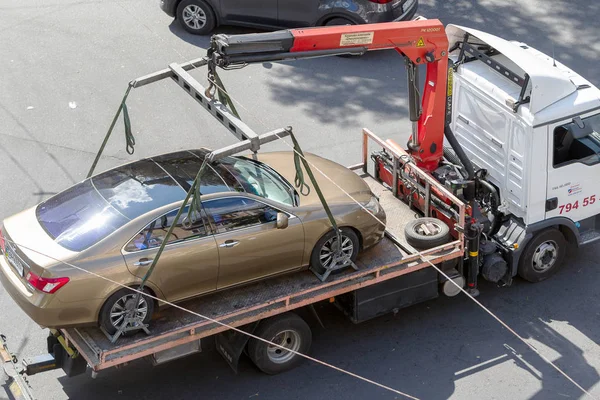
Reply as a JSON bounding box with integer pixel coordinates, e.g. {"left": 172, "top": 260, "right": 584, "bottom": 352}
{"left": 160, "top": 0, "right": 418, "bottom": 35}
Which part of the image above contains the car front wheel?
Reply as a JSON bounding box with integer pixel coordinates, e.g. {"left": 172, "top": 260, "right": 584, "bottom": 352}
{"left": 310, "top": 228, "right": 359, "bottom": 275}
{"left": 177, "top": 0, "right": 216, "bottom": 35}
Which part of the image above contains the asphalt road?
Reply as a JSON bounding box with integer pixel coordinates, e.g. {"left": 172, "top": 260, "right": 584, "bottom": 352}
{"left": 1, "top": 0, "right": 600, "bottom": 399}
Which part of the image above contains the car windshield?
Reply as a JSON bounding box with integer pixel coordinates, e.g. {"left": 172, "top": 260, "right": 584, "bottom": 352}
{"left": 36, "top": 180, "right": 130, "bottom": 252}
{"left": 219, "top": 157, "right": 296, "bottom": 206}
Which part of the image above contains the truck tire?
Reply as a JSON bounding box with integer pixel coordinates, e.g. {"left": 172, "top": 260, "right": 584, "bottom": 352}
{"left": 404, "top": 217, "right": 450, "bottom": 249}
{"left": 99, "top": 288, "right": 154, "bottom": 335}
{"left": 248, "top": 313, "right": 312, "bottom": 375}
{"left": 518, "top": 228, "right": 567, "bottom": 283}
{"left": 310, "top": 228, "right": 359, "bottom": 275}
{"left": 177, "top": 0, "right": 216, "bottom": 35}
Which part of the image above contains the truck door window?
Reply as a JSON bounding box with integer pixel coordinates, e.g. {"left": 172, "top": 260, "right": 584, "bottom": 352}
{"left": 553, "top": 113, "right": 600, "bottom": 167}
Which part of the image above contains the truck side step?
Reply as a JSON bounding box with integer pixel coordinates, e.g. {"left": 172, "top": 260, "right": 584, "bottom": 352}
{"left": 580, "top": 230, "right": 600, "bottom": 245}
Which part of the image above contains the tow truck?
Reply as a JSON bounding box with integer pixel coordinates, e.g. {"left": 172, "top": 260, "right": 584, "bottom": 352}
{"left": 3, "top": 17, "right": 600, "bottom": 399}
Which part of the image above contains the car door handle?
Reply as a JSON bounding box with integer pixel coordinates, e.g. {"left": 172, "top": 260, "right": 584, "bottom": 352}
{"left": 219, "top": 240, "right": 239, "bottom": 248}
{"left": 133, "top": 259, "right": 153, "bottom": 266}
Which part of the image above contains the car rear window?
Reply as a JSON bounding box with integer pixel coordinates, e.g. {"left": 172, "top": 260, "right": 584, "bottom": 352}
{"left": 36, "top": 180, "right": 129, "bottom": 252}
{"left": 37, "top": 158, "right": 189, "bottom": 252}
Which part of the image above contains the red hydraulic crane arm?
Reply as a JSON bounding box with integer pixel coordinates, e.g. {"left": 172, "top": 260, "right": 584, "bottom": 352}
{"left": 209, "top": 19, "right": 450, "bottom": 170}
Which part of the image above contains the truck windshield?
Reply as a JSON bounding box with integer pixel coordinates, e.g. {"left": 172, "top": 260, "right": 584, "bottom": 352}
{"left": 219, "top": 157, "right": 296, "bottom": 206}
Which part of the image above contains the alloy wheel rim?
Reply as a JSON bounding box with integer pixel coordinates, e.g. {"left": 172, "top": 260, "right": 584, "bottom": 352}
{"left": 532, "top": 240, "right": 558, "bottom": 272}
{"left": 110, "top": 294, "right": 148, "bottom": 328}
{"left": 182, "top": 5, "right": 207, "bottom": 30}
{"left": 319, "top": 235, "right": 354, "bottom": 268}
{"left": 267, "top": 330, "right": 301, "bottom": 364}
{"left": 414, "top": 221, "right": 442, "bottom": 236}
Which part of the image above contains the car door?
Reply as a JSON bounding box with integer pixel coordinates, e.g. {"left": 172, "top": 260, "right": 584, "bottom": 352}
{"left": 546, "top": 112, "right": 600, "bottom": 224}
{"left": 122, "top": 206, "right": 219, "bottom": 302}
{"left": 202, "top": 196, "right": 305, "bottom": 289}
{"left": 219, "top": 0, "right": 277, "bottom": 26}
{"left": 277, "top": 0, "right": 320, "bottom": 27}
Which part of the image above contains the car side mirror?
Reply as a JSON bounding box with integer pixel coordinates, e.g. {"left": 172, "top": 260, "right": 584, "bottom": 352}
{"left": 276, "top": 212, "right": 289, "bottom": 229}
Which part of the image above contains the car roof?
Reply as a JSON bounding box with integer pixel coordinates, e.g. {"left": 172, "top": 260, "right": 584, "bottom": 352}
{"left": 91, "top": 150, "right": 236, "bottom": 221}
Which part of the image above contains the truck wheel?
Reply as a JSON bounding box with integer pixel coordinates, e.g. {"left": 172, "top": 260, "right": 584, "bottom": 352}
{"left": 99, "top": 288, "right": 154, "bottom": 335}
{"left": 404, "top": 217, "right": 450, "bottom": 249}
{"left": 248, "top": 313, "right": 312, "bottom": 375}
{"left": 518, "top": 228, "right": 567, "bottom": 282}
{"left": 177, "top": 0, "right": 216, "bottom": 35}
{"left": 310, "top": 228, "right": 359, "bottom": 275}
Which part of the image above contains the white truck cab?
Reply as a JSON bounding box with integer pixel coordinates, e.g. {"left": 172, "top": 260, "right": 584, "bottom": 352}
{"left": 446, "top": 25, "right": 600, "bottom": 280}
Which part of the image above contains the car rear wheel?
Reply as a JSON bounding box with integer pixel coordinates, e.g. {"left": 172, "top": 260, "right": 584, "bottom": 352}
{"left": 310, "top": 228, "right": 359, "bottom": 275}
{"left": 248, "top": 313, "right": 312, "bottom": 375}
{"left": 99, "top": 288, "right": 154, "bottom": 335}
{"left": 177, "top": 0, "right": 216, "bottom": 35}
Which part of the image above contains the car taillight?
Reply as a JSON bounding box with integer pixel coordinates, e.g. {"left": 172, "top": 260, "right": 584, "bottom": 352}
{"left": 369, "top": 0, "right": 394, "bottom": 3}
{"left": 0, "top": 228, "right": 5, "bottom": 253}
{"left": 26, "top": 271, "right": 69, "bottom": 294}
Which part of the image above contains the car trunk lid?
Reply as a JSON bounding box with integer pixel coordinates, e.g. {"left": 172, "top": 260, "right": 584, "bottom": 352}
{"left": 2, "top": 207, "right": 77, "bottom": 283}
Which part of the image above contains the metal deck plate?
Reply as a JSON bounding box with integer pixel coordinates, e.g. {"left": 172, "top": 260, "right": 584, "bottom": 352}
{"left": 362, "top": 175, "right": 418, "bottom": 253}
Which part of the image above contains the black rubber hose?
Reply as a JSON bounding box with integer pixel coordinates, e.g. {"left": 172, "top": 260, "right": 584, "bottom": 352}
{"left": 443, "top": 147, "right": 463, "bottom": 173}
{"left": 478, "top": 179, "right": 500, "bottom": 212}
{"left": 444, "top": 125, "right": 475, "bottom": 179}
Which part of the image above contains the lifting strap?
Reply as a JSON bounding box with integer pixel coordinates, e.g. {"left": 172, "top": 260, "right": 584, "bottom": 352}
{"left": 87, "top": 84, "right": 136, "bottom": 178}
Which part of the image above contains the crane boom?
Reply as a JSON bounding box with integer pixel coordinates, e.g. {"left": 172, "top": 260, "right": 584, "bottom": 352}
{"left": 207, "top": 19, "right": 450, "bottom": 171}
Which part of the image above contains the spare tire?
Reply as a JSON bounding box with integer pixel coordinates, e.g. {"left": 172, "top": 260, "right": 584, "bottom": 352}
{"left": 405, "top": 217, "right": 450, "bottom": 249}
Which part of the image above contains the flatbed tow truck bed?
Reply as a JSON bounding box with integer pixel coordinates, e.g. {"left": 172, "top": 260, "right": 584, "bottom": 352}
{"left": 59, "top": 136, "right": 465, "bottom": 374}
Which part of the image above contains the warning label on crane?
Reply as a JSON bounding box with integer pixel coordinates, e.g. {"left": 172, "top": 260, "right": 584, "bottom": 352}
{"left": 340, "top": 32, "right": 374, "bottom": 46}
{"left": 416, "top": 37, "right": 425, "bottom": 47}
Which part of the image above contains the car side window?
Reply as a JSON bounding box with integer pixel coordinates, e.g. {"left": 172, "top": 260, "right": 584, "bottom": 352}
{"left": 124, "top": 206, "right": 208, "bottom": 252}
{"left": 203, "top": 197, "right": 278, "bottom": 234}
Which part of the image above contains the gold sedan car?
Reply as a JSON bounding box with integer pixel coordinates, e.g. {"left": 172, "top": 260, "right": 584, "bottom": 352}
{"left": 0, "top": 149, "right": 385, "bottom": 333}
